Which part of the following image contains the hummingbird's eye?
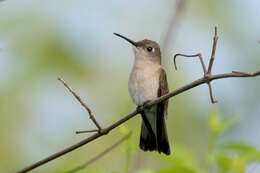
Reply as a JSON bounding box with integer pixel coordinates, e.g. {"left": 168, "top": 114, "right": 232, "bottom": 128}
{"left": 146, "top": 47, "right": 153, "bottom": 52}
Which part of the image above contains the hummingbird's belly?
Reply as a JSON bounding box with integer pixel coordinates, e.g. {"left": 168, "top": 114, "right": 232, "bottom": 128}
{"left": 128, "top": 68, "right": 159, "bottom": 106}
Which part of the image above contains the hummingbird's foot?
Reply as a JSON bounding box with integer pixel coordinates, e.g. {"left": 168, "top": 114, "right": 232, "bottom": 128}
{"left": 136, "top": 100, "right": 152, "bottom": 112}
{"left": 136, "top": 105, "right": 143, "bottom": 112}
{"left": 143, "top": 100, "right": 151, "bottom": 107}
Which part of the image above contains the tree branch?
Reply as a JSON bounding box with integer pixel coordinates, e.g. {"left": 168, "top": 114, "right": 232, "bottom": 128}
{"left": 16, "top": 28, "right": 260, "bottom": 173}
{"left": 75, "top": 129, "right": 99, "bottom": 134}
{"left": 174, "top": 53, "right": 206, "bottom": 72}
{"left": 58, "top": 77, "right": 102, "bottom": 131}
{"left": 16, "top": 72, "right": 260, "bottom": 173}
{"left": 208, "top": 27, "right": 218, "bottom": 74}
{"left": 174, "top": 27, "right": 220, "bottom": 103}
{"left": 66, "top": 132, "right": 132, "bottom": 173}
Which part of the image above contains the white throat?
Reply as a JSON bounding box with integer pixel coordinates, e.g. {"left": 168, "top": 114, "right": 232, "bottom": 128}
{"left": 128, "top": 53, "right": 161, "bottom": 105}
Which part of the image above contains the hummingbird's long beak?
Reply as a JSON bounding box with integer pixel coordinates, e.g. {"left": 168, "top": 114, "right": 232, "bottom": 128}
{"left": 114, "top": 33, "right": 138, "bottom": 47}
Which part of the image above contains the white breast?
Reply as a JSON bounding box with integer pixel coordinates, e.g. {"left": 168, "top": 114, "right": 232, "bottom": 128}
{"left": 128, "top": 60, "right": 161, "bottom": 106}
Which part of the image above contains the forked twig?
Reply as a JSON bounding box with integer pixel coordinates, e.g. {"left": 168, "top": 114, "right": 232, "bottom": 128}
{"left": 173, "top": 27, "right": 219, "bottom": 103}
{"left": 58, "top": 77, "right": 102, "bottom": 131}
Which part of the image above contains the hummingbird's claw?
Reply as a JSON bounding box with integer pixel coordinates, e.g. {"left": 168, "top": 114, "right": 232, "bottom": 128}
{"left": 136, "top": 105, "right": 144, "bottom": 112}
{"left": 136, "top": 100, "right": 152, "bottom": 112}
{"left": 143, "top": 100, "right": 151, "bottom": 107}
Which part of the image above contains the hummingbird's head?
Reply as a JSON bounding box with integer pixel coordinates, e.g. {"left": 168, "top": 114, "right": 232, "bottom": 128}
{"left": 114, "top": 33, "right": 161, "bottom": 64}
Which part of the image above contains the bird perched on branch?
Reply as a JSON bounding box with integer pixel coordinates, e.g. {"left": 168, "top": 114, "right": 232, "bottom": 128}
{"left": 114, "top": 33, "right": 170, "bottom": 155}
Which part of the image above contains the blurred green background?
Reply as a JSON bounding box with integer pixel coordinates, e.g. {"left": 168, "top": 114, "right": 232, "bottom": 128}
{"left": 0, "top": 0, "right": 260, "bottom": 173}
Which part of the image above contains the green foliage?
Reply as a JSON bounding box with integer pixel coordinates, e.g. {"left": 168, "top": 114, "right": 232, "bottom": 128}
{"left": 208, "top": 112, "right": 260, "bottom": 173}
{"left": 70, "top": 168, "right": 105, "bottom": 173}
{"left": 155, "top": 167, "right": 197, "bottom": 173}
{"left": 152, "top": 112, "right": 260, "bottom": 173}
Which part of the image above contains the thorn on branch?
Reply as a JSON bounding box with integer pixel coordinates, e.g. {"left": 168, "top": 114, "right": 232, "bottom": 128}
{"left": 58, "top": 77, "right": 102, "bottom": 131}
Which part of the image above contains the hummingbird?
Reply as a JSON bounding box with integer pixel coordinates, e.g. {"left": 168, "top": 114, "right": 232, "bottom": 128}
{"left": 114, "top": 33, "right": 171, "bottom": 155}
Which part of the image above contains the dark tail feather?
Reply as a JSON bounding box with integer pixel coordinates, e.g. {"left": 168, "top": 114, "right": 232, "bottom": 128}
{"left": 139, "top": 111, "right": 156, "bottom": 151}
{"left": 157, "top": 111, "right": 171, "bottom": 154}
{"left": 139, "top": 107, "right": 171, "bottom": 155}
{"left": 157, "top": 102, "right": 171, "bottom": 155}
{"left": 139, "top": 120, "right": 156, "bottom": 151}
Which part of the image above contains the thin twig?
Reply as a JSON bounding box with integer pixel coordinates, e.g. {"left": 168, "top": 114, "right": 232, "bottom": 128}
{"left": 231, "top": 71, "right": 260, "bottom": 76}
{"left": 205, "top": 27, "right": 219, "bottom": 103}
{"left": 58, "top": 77, "right": 102, "bottom": 131}
{"left": 174, "top": 53, "right": 206, "bottom": 72}
{"left": 207, "top": 82, "right": 217, "bottom": 103}
{"left": 66, "top": 132, "right": 132, "bottom": 173}
{"left": 174, "top": 27, "right": 220, "bottom": 103}
{"left": 76, "top": 130, "right": 99, "bottom": 134}
{"left": 207, "top": 26, "right": 218, "bottom": 74}
{"left": 174, "top": 53, "right": 217, "bottom": 103}
{"left": 16, "top": 28, "right": 260, "bottom": 173}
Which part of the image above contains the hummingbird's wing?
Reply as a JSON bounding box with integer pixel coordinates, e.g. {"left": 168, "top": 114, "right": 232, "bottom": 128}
{"left": 158, "top": 68, "right": 169, "bottom": 116}
{"left": 156, "top": 68, "right": 171, "bottom": 154}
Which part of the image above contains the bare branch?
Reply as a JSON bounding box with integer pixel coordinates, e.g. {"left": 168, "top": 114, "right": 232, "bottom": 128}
{"left": 173, "top": 53, "right": 217, "bottom": 103}
{"left": 173, "top": 53, "right": 206, "bottom": 73}
{"left": 232, "top": 71, "right": 260, "bottom": 76}
{"left": 207, "top": 82, "right": 217, "bottom": 103}
{"left": 207, "top": 26, "right": 219, "bottom": 74}
{"left": 16, "top": 28, "right": 260, "bottom": 173}
{"left": 76, "top": 130, "right": 99, "bottom": 134}
{"left": 58, "top": 77, "right": 102, "bottom": 131}
{"left": 66, "top": 132, "right": 132, "bottom": 173}
{"left": 174, "top": 27, "right": 220, "bottom": 103}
